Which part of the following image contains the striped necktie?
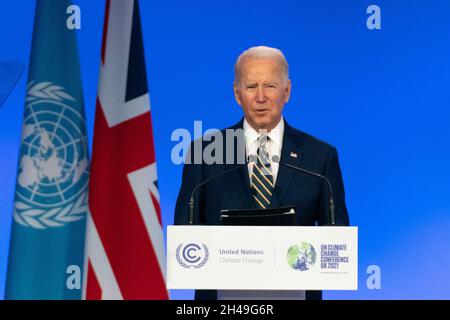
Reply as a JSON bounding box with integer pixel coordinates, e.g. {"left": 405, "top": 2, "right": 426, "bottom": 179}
{"left": 251, "top": 135, "right": 274, "bottom": 209}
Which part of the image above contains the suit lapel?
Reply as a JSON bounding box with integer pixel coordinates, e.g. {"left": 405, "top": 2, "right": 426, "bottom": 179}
{"left": 227, "top": 119, "right": 254, "bottom": 209}
{"left": 235, "top": 162, "right": 253, "bottom": 208}
{"left": 270, "top": 121, "right": 305, "bottom": 208}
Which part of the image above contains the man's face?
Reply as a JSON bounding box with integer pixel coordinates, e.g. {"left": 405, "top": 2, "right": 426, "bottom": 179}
{"left": 234, "top": 58, "right": 291, "bottom": 131}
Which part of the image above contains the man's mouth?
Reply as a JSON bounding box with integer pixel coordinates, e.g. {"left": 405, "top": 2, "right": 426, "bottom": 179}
{"left": 254, "top": 109, "right": 269, "bottom": 115}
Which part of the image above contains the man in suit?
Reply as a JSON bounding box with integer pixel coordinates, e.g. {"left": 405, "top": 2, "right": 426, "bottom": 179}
{"left": 174, "top": 46, "right": 349, "bottom": 300}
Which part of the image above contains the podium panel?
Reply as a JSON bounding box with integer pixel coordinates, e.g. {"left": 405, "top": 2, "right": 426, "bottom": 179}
{"left": 167, "top": 226, "right": 358, "bottom": 290}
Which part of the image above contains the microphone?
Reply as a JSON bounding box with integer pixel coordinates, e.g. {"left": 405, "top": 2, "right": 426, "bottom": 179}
{"left": 189, "top": 163, "right": 247, "bottom": 225}
{"left": 277, "top": 160, "right": 336, "bottom": 226}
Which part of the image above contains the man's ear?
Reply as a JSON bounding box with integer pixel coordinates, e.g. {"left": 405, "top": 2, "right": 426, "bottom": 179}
{"left": 233, "top": 84, "right": 243, "bottom": 106}
{"left": 284, "top": 79, "right": 292, "bottom": 103}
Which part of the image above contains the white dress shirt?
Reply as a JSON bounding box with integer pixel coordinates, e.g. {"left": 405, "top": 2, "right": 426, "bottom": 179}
{"left": 243, "top": 117, "right": 284, "bottom": 185}
{"left": 217, "top": 117, "right": 306, "bottom": 301}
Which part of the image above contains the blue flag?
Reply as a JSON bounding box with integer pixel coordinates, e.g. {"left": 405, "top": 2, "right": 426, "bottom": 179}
{"left": 5, "top": 0, "right": 88, "bottom": 299}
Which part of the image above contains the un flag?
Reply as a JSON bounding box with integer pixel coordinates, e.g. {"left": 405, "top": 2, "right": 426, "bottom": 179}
{"left": 5, "top": 0, "right": 88, "bottom": 299}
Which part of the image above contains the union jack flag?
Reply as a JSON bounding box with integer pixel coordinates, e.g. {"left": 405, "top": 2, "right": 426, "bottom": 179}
{"left": 83, "top": 0, "right": 168, "bottom": 299}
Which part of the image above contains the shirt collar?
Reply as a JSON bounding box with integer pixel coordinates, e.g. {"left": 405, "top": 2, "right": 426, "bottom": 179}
{"left": 243, "top": 117, "right": 284, "bottom": 148}
{"left": 267, "top": 117, "right": 284, "bottom": 150}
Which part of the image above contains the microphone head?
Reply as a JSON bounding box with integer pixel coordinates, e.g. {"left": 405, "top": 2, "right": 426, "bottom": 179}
{"left": 248, "top": 154, "right": 280, "bottom": 164}
{"left": 247, "top": 154, "right": 257, "bottom": 163}
{"left": 271, "top": 154, "right": 280, "bottom": 163}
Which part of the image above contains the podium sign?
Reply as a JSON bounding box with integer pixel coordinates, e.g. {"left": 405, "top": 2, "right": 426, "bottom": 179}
{"left": 167, "top": 226, "right": 358, "bottom": 290}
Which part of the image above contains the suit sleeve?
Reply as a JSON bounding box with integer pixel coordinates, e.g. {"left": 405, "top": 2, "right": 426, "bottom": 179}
{"left": 318, "top": 147, "right": 350, "bottom": 226}
{"left": 174, "top": 141, "right": 203, "bottom": 225}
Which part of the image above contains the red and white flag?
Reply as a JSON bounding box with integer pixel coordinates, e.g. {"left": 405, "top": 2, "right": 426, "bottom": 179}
{"left": 83, "top": 0, "right": 168, "bottom": 299}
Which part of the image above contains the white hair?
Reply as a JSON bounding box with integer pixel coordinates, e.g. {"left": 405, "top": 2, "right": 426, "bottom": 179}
{"left": 234, "top": 46, "right": 289, "bottom": 85}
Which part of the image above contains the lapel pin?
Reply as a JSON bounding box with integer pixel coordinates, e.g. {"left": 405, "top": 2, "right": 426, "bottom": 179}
{"left": 290, "top": 152, "right": 298, "bottom": 158}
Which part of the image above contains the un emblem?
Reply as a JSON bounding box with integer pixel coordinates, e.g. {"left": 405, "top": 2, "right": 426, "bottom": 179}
{"left": 176, "top": 243, "right": 209, "bottom": 269}
{"left": 13, "top": 81, "right": 89, "bottom": 229}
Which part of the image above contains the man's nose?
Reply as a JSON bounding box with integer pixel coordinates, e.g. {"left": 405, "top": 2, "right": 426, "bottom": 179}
{"left": 256, "top": 86, "right": 267, "bottom": 103}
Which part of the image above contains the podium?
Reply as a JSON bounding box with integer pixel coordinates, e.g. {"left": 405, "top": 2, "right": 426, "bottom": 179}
{"left": 167, "top": 225, "right": 358, "bottom": 291}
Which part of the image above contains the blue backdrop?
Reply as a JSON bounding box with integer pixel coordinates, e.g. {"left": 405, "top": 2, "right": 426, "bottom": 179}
{"left": 1, "top": 0, "right": 450, "bottom": 299}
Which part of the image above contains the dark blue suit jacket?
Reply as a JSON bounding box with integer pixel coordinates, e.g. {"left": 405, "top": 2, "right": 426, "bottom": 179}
{"left": 174, "top": 118, "right": 349, "bottom": 300}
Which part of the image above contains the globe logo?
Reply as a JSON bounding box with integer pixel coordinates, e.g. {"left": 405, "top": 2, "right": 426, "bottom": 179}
{"left": 287, "top": 242, "right": 317, "bottom": 271}
{"left": 13, "top": 81, "right": 89, "bottom": 229}
{"left": 176, "top": 243, "right": 209, "bottom": 269}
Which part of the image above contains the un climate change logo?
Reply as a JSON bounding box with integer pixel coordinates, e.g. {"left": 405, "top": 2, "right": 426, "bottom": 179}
{"left": 176, "top": 243, "right": 209, "bottom": 269}
{"left": 13, "top": 81, "right": 89, "bottom": 229}
{"left": 287, "top": 242, "right": 317, "bottom": 271}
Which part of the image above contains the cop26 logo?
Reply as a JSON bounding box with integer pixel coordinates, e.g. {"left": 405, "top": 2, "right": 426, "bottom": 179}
{"left": 287, "top": 242, "right": 317, "bottom": 271}
{"left": 13, "top": 81, "right": 89, "bottom": 229}
{"left": 176, "top": 243, "right": 209, "bottom": 269}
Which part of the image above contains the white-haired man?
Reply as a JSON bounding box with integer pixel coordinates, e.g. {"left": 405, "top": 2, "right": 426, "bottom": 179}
{"left": 175, "top": 46, "right": 349, "bottom": 300}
